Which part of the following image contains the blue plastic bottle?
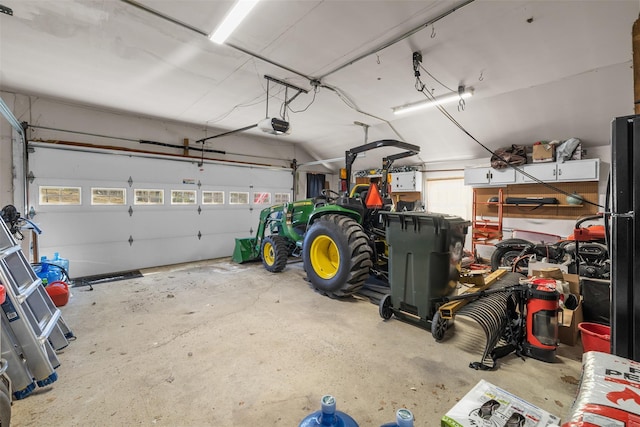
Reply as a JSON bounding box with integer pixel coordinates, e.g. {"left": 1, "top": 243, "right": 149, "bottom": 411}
{"left": 299, "top": 395, "right": 359, "bottom": 427}
{"left": 51, "top": 252, "right": 69, "bottom": 275}
{"left": 36, "top": 255, "right": 64, "bottom": 283}
{"left": 380, "top": 408, "right": 414, "bottom": 427}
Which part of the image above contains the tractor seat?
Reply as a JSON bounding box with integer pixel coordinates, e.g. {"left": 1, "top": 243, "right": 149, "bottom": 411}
{"left": 312, "top": 195, "right": 328, "bottom": 207}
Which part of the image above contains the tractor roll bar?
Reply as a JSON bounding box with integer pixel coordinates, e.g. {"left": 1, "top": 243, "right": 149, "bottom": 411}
{"left": 344, "top": 139, "right": 420, "bottom": 195}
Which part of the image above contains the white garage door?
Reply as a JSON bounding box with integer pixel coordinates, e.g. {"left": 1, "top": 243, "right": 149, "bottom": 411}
{"left": 28, "top": 143, "right": 292, "bottom": 278}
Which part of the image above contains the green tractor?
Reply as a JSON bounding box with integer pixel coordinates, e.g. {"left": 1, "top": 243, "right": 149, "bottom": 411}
{"left": 232, "top": 139, "right": 420, "bottom": 298}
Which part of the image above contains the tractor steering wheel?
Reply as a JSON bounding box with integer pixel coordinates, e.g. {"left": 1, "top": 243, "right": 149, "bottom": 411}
{"left": 321, "top": 189, "right": 341, "bottom": 202}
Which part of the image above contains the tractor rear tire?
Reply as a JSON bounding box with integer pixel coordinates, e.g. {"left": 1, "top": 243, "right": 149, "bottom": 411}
{"left": 303, "top": 214, "right": 373, "bottom": 297}
{"left": 261, "top": 236, "right": 289, "bottom": 273}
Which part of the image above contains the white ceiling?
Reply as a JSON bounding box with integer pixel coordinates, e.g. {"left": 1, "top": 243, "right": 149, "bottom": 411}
{"left": 0, "top": 0, "right": 637, "bottom": 169}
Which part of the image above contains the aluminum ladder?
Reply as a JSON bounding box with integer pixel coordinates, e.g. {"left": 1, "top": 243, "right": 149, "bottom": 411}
{"left": 0, "top": 219, "right": 73, "bottom": 399}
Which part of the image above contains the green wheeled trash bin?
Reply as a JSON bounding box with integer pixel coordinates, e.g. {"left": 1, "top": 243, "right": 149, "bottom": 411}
{"left": 378, "top": 211, "right": 470, "bottom": 331}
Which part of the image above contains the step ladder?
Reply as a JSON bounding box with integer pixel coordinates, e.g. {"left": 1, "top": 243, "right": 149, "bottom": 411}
{"left": 0, "top": 219, "right": 73, "bottom": 399}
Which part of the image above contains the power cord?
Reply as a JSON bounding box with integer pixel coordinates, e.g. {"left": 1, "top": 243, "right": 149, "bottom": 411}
{"left": 411, "top": 62, "right": 604, "bottom": 209}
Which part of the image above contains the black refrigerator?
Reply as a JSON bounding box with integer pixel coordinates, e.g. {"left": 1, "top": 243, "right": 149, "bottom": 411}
{"left": 611, "top": 114, "right": 640, "bottom": 361}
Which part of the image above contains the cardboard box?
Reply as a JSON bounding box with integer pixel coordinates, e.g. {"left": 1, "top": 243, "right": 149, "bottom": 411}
{"left": 441, "top": 379, "right": 561, "bottom": 426}
{"left": 532, "top": 143, "right": 555, "bottom": 162}
{"left": 558, "top": 297, "right": 583, "bottom": 346}
{"left": 531, "top": 269, "right": 583, "bottom": 346}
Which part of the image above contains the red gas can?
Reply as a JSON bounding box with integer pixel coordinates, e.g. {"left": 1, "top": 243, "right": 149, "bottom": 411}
{"left": 45, "top": 281, "right": 69, "bottom": 307}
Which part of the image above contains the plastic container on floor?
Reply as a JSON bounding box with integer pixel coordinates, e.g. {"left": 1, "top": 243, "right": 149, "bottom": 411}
{"left": 45, "top": 281, "right": 70, "bottom": 307}
{"left": 380, "top": 409, "right": 414, "bottom": 427}
{"left": 49, "top": 252, "right": 69, "bottom": 276}
{"left": 299, "top": 395, "right": 359, "bottom": 427}
{"left": 380, "top": 212, "right": 470, "bottom": 328}
{"left": 578, "top": 322, "right": 610, "bottom": 353}
{"left": 33, "top": 262, "right": 65, "bottom": 285}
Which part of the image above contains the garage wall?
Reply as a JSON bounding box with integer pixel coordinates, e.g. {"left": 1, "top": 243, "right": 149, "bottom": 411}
{"left": 422, "top": 145, "right": 612, "bottom": 255}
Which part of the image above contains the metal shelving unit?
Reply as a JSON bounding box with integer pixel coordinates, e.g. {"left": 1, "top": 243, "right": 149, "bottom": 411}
{"left": 470, "top": 188, "right": 503, "bottom": 257}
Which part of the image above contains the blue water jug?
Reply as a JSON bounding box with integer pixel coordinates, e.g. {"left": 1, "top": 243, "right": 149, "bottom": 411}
{"left": 34, "top": 259, "right": 64, "bottom": 285}
{"left": 299, "top": 395, "right": 359, "bottom": 427}
{"left": 380, "top": 408, "right": 414, "bottom": 427}
{"left": 50, "top": 252, "right": 69, "bottom": 276}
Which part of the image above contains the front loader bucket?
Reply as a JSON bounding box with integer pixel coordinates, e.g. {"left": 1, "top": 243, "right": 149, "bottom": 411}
{"left": 233, "top": 238, "right": 260, "bottom": 263}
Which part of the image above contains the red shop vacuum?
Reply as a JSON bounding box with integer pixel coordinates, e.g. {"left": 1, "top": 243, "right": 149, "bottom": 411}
{"left": 490, "top": 277, "right": 560, "bottom": 365}
{"left": 520, "top": 278, "right": 561, "bottom": 363}
{"left": 435, "top": 275, "right": 561, "bottom": 367}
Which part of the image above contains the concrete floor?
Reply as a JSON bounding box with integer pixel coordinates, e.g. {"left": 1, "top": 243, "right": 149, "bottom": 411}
{"left": 11, "top": 258, "right": 583, "bottom": 426}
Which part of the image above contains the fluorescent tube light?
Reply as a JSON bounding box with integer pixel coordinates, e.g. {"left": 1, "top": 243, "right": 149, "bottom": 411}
{"left": 392, "top": 89, "right": 473, "bottom": 115}
{"left": 209, "top": 0, "right": 261, "bottom": 44}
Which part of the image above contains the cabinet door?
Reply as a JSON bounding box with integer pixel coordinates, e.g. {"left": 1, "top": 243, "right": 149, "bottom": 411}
{"left": 520, "top": 162, "right": 558, "bottom": 183}
{"left": 557, "top": 159, "right": 599, "bottom": 182}
{"left": 488, "top": 168, "right": 516, "bottom": 185}
{"left": 391, "top": 171, "right": 422, "bottom": 191}
{"left": 464, "top": 168, "right": 491, "bottom": 185}
{"left": 464, "top": 167, "right": 515, "bottom": 186}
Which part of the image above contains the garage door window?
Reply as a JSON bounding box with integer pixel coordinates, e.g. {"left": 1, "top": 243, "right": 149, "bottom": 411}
{"left": 39, "top": 186, "right": 81, "bottom": 205}
{"left": 202, "top": 191, "right": 224, "bottom": 205}
{"left": 229, "top": 192, "right": 249, "bottom": 205}
{"left": 171, "top": 190, "right": 196, "bottom": 205}
{"left": 135, "top": 189, "right": 164, "bottom": 205}
{"left": 91, "top": 188, "right": 126, "bottom": 205}
{"left": 253, "top": 192, "right": 271, "bottom": 204}
{"left": 274, "top": 193, "right": 290, "bottom": 204}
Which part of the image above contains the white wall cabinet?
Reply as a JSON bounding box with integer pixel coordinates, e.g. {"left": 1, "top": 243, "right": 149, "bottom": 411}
{"left": 465, "top": 158, "right": 600, "bottom": 186}
{"left": 464, "top": 167, "right": 517, "bottom": 186}
{"left": 518, "top": 158, "right": 600, "bottom": 183}
{"left": 390, "top": 171, "right": 422, "bottom": 192}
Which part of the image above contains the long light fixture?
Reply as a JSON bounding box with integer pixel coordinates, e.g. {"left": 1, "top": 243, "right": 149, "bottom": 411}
{"left": 392, "top": 88, "right": 473, "bottom": 115}
{"left": 209, "top": 0, "right": 261, "bottom": 44}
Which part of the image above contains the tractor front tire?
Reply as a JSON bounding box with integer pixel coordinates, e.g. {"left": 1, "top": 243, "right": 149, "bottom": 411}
{"left": 261, "top": 236, "right": 289, "bottom": 273}
{"left": 303, "top": 214, "right": 373, "bottom": 297}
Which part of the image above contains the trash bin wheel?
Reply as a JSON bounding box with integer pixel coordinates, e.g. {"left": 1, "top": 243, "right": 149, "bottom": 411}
{"left": 431, "top": 311, "right": 448, "bottom": 342}
{"left": 379, "top": 293, "right": 393, "bottom": 320}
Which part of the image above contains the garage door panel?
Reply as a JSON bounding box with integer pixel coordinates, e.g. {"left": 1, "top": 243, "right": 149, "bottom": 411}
{"left": 199, "top": 209, "right": 254, "bottom": 236}
{"left": 30, "top": 148, "right": 131, "bottom": 181}
{"left": 129, "top": 211, "right": 199, "bottom": 239}
{"left": 52, "top": 240, "right": 133, "bottom": 277}
{"left": 34, "top": 211, "right": 130, "bottom": 247}
{"left": 127, "top": 235, "right": 227, "bottom": 268}
{"left": 29, "top": 144, "right": 291, "bottom": 277}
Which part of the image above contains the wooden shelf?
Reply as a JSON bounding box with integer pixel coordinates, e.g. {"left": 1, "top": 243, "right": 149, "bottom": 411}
{"left": 473, "top": 181, "right": 598, "bottom": 220}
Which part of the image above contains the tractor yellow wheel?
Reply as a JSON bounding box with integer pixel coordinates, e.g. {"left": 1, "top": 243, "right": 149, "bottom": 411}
{"left": 260, "top": 236, "right": 288, "bottom": 273}
{"left": 263, "top": 241, "right": 275, "bottom": 266}
{"left": 302, "top": 214, "right": 373, "bottom": 297}
{"left": 309, "top": 235, "right": 340, "bottom": 279}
